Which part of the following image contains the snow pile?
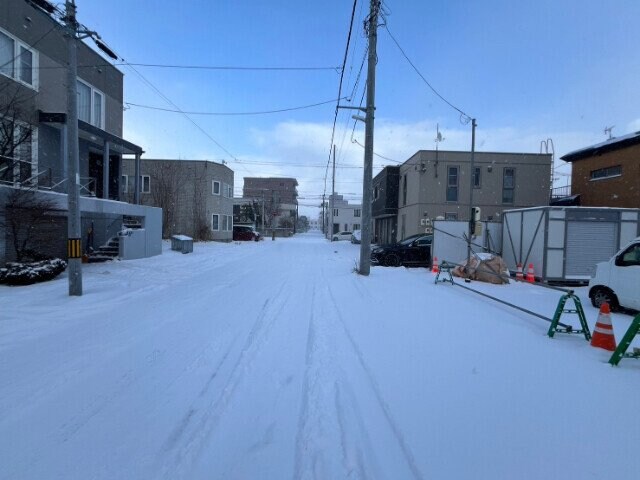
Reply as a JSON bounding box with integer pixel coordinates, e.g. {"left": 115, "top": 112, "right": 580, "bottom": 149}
{"left": 0, "top": 258, "right": 67, "bottom": 286}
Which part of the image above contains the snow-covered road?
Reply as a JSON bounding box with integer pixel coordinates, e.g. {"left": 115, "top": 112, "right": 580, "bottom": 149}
{"left": 1, "top": 231, "right": 638, "bottom": 479}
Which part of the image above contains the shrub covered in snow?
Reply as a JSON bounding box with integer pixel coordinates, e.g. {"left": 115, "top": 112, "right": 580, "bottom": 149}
{"left": 0, "top": 259, "right": 67, "bottom": 286}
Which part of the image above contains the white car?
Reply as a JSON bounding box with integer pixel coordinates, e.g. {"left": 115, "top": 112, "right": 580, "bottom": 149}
{"left": 588, "top": 236, "right": 640, "bottom": 311}
{"left": 332, "top": 231, "right": 352, "bottom": 241}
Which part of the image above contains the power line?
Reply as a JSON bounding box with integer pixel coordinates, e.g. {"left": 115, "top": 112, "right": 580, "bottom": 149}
{"left": 125, "top": 96, "right": 348, "bottom": 116}
{"left": 323, "top": 0, "right": 359, "bottom": 198}
{"left": 32, "top": 62, "right": 343, "bottom": 72}
{"left": 351, "top": 138, "right": 402, "bottom": 163}
{"left": 383, "top": 23, "right": 472, "bottom": 124}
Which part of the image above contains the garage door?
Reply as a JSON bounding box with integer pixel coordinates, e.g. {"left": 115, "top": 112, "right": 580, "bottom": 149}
{"left": 565, "top": 221, "right": 617, "bottom": 277}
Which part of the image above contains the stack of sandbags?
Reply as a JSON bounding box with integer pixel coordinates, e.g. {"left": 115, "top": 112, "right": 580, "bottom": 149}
{"left": 452, "top": 253, "right": 509, "bottom": 284}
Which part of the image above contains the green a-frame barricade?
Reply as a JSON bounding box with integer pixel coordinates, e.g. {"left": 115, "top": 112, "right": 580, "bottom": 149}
{"left": 609, "top": 312, "right": 640, "bottom": 366}
{"left": 547, "top": 292, "right": 591, "bottom": 341}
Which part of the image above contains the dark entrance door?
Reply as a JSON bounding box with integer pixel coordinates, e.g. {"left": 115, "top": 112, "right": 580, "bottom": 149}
{"left": 89, "top": 152, "right": 120, "bottom": 199}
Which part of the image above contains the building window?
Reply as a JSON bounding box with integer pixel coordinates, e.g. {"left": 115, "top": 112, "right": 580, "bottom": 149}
{"left": 212, "top": 180, "right": 220, "bottom": 195}
{"left": 227, "top": 215, "right": 233, "bottom": 231}
{"left": 224, "top": 183, "right": 233, "bottom": 198}
{"left": 373, "top": 185, "right": 379, "bottom": 201}
{"left": 222, "top": 215, "right": 228, "bottom": 231}
{"left": 473, "top": 166, "right": 481, "bottom": 188}
{"left": 0, "top": 28, "right": 38, "bottom": 89}
{"left": 333, "top": 208, "right": 339, "bottom": 216}
{"left": 353, "top": 223, "right": 360, "bottom": 230}
{"left": 590, "top": 165, "right": 622, "bottom": 181}
{"left": 344, "top": 223, "right": 348, "bottom": 231}
{"left": 503, "top": 167, "right": 515, "bottom": 204}
{"left": 402, "top": 175, "right": 407, "bottom": 206}
{"left": 354, "top": 209, "right": 361, "bottom": 217}
{"left": 212, "top": 214, "right": 220, "bottom": 231}
{"left": 140, "top": 175, "right": 150, "bottom": 194}
{"left": 445, "top": 212, "right": 458, "bottom": 220}
{"left": 76, "top": 79, "right": 104, "bottom": 128}
{"left": 121, "top": 175, "right": 128, "bottom": 193}
{"left": 447, "top": 166, "right": 459, "bottom": 202}
{"left": 0, "top": 120, "right": 36, "bottom": 184}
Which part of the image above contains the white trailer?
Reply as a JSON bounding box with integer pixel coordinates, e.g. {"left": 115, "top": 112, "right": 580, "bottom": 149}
{"left": 501, "top": 207, "right": 640, "bottom": 283}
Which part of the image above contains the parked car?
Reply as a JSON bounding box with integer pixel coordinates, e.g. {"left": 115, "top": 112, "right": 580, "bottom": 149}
{"left": 351, "top": 230, "right": 361, "bottom": 244}
{"left": 233, "top": 225, "right": 261, "bottom": 241}
{"left": 370, "top": 234, "right": 433, "bottom": 267}
{"left": 588, "top": 236, "right": 640, "bottom": 311}
{"left": 332, "top": 231, "right": 352, "bottom": 241}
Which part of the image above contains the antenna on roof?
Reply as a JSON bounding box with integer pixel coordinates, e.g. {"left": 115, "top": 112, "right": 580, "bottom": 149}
{"left": 604, "top": 125, "right": 615, "bottom": 140}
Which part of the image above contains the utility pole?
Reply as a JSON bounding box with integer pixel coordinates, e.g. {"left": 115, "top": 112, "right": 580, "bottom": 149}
{"left": 466, "top": 118, "right": 477, "bottom": 273}
{"left": 330, "top": 144, "right": 336, "bottom": 240}
{"left": 64, "top": 0, "right": 83, "bottom": 296}
{"left": 358, "top": 0, "right": 380, "bottom": 276}
{"left": 321, "top": 194, "right": 325, "bottom": 234}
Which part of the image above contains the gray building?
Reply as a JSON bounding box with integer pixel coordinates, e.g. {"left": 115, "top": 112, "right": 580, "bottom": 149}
{"left": 122, "top": 159, "right": 234, "bottom": 241}
{"left": 242, "top": 177, "right": 298, "bottom": 231}
{"left": 1, "top": 0, "right": 160, "bottom": 263}
{"left": 372, "top": 166, "right": 400, "bottom": 245}
{"left": 397, "top": 150, "right": 551, "bottom": 239}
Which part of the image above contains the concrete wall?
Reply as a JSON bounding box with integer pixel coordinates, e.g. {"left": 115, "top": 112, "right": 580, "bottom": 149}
{"left": 398, "top": 150, "right": 551, "bottom": 238}
{"left": 570, "top": 143, "right": 640, "bottom": 208}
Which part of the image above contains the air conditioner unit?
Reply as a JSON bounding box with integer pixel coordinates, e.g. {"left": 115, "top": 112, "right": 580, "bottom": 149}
{"left": 420, "top": 218, "right": 426, "bottom": 226}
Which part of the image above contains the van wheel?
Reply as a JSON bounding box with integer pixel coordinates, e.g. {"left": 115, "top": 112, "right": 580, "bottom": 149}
{"left": 590, "top": 286, "right": 619, "bottom": 310}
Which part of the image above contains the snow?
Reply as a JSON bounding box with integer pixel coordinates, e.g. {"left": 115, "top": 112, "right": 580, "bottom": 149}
{"left": 1, "top": 231, "right": 639, "bottom": 479}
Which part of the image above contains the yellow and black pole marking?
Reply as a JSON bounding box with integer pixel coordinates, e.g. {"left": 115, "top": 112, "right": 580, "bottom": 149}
{"left": 67, "top": 238, "right": 82, "bottom": 259}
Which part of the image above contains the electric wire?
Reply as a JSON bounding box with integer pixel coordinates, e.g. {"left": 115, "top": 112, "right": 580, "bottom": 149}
{"left": 323, "top": 0, "right": 359, "bottom": 199}
{"left": 383, "top": 23, "right": 472, "bottom": 124}
{"left": 124, "top": 97, "right": 348, "bottom": 116}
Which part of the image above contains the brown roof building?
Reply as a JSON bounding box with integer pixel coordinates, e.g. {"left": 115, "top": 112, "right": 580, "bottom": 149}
{"left": 561, "top": 132, "right": 640, "bottom": 208}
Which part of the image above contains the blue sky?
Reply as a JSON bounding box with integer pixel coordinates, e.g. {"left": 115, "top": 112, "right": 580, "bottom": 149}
{"left": 78, "top": 0, "right": 640, "bottom": 216}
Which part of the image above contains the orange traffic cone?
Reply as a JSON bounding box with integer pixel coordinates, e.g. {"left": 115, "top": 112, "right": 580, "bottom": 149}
{"left": 526, "top": 263, "right": 535, "bottom": 283}
{"left": 432, "top": 256, "right": 439, "bottom": 273}
{"left": 516, "top": 263, "right": 523, "bottom": 280}
{"left": 590, "top": 303, "right": 617, "bottom": 351}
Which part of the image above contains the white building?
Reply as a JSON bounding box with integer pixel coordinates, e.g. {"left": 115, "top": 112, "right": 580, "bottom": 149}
{"left": 325, "top": 194, "right": 362, "bottom": 237}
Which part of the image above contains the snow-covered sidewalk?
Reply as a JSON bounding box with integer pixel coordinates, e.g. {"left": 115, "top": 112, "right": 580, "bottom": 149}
{"left": 1, "top": 231, "right": 638, "bottom": 479}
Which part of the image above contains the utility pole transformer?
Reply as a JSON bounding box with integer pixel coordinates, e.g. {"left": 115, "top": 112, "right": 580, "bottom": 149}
{"left": 64, "top": 0, "right": 83, "bottom": 296}
{"left": 358, "top": 0, "right": 380, "bottom": 276}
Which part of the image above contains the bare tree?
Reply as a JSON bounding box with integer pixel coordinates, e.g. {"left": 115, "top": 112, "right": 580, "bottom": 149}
{"left": 145, "top": 161, "right": 188, "bottom": 238}
{"left": 0, "top": 187, "right": 59, "bottom": 262}
{"left": 190, "top": 166, "right": 210, "bottom": 241}
{"left": 0, "top": 84, "right": 37, "bottom": 185}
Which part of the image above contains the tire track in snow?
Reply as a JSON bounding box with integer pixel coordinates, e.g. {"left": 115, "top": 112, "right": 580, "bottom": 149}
{"left": 292, "top": 284, "right": 317, "bottom": 480}
{"left": 327, "top": 285, "right": 427, "bottom": 480}
{"left": 159, "top": 279, "right": 290, "bottom": 478}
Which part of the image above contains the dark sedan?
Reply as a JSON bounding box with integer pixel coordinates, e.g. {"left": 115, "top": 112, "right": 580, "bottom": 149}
{"left": 370, "top": 234, "right": 433, "bottom": 267}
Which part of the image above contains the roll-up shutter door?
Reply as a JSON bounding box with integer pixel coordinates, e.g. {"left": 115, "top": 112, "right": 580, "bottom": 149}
{"left": 565, "top": 221, "right": 617, "bottom": 277}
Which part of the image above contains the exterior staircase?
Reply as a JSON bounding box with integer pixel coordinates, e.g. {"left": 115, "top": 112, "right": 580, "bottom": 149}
{"left": 85, "top": 215, "right": 143, "bottom": 263}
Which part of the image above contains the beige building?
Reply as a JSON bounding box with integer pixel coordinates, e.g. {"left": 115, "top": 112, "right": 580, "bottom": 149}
{"left": 122, "top": 159, "right": 234, "bottom": 241}
{"left": 397, "top": 150, "right": 551, "bottom": 239}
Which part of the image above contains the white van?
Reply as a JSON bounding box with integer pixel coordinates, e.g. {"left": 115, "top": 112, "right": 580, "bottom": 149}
{"left": 588, "top": 236, "right": 640, "bottom": 311}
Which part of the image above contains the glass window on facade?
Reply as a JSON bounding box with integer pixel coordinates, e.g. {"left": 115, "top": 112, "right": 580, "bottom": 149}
{"left": 447, "top": 166, "right": 458, "bottom": 202}
{"left": 502, "top": 168, "right": 515, "bottom": 204}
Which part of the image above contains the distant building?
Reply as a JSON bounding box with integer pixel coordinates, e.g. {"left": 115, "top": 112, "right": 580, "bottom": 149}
{"left": 561, "top": 131, "right": 640, "bottom": 208}
{"left": 397, "top": 150, "right": 551, "bottom": 239}
{"left": 325, "top": 194, "right": 362, "bottom": 237}
{"left": 242, "top": 177, "right": 298, "bottom": 231}
{"left": 122, "top": 159, "right": 234, "bottom": 241}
